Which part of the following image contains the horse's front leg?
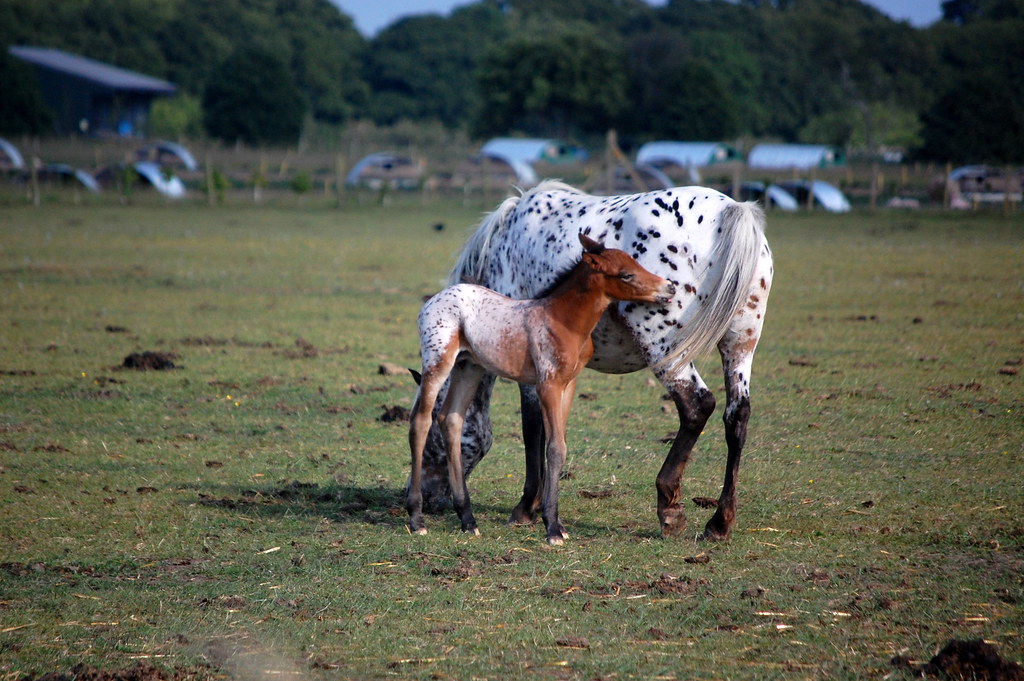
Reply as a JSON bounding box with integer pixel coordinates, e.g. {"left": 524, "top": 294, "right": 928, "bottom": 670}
{"left": 509, "top": 384, "right": 544, "bottom": 526}
{"left": 440, "top": 364, "right": 486, "bottom": 535}
{"left": 537, "top": 382, "right": 570, "bottom": 545}
{"left": 655, "top": 369, "right": 716, "bottom": 537}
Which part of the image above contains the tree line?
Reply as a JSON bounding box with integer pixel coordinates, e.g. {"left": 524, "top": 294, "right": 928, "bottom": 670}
{"left": 0, "top": 0, "right": 1021, "bottom": 163}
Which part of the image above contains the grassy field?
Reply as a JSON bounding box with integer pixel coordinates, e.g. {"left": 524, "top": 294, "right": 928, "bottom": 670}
{"left": 1, "top": 195, "right": 1021, "bottom": 680}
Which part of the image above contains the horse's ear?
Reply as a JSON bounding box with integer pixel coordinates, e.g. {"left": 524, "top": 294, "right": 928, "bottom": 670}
{"left": 579, "top": 233, "right": 605, "bottom": 254}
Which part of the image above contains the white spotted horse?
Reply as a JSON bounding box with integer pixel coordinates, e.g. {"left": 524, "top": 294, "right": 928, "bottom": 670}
{"left": 407, "top": 234, "right": 675, "bottom": 544}
{"left": 415, "top": 181, "right": 773, "bottom": 541}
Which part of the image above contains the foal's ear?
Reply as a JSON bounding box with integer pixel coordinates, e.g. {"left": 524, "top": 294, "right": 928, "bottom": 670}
{"left": 579, "top": 233, "right": 605, "bottom": 254}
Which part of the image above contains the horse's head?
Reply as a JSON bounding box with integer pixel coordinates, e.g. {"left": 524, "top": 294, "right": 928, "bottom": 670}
{"left": 579, "top": 233, "right": 675, "bottom": 305}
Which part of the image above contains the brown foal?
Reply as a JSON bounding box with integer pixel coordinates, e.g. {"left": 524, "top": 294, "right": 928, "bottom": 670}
{"left": 407, "top": 233, "right": 675, "bottom": 544}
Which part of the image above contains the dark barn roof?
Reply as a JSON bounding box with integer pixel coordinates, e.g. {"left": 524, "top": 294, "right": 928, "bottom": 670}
{"left": 9, "top": 46, "right": 176, "bottom": 136}
{"left": 9, "top": 46, "right": 176, "bottom": 94}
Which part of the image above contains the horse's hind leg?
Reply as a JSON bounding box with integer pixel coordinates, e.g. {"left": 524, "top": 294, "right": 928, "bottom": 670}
{"left": 701, "top": 336, "right": 758, "bottom": 541}
{"left": 440, "top": 363, "right": 486, "bottom": 535}
{"left": 655, "top": 368, "right": 716, "bottom": 537}
{"left": 509, "top": 384, "right": 545, "bottom": 526}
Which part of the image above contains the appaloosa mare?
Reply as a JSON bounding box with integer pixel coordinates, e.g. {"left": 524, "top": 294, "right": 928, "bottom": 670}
{"left": 417, "top": 181, "right": 773, "bottom": 541}
{"left": 408, "top": 234, "right": 674, "bottom": 544}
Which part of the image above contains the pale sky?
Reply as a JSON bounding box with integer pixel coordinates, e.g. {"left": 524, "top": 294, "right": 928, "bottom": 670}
{"left": 330, "top": 0, "right": 944, "bottom": 37}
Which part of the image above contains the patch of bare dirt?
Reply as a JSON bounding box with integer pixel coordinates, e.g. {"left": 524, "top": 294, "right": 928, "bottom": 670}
{"left": 19, "top": 662, "right": 212, "bottom": 681}
{"left": 893, "top": 639, "right": 1024, "bottom": 680}
{"left": 121, "top": 351, "right": 178, "bottom": 370}
{"left": 378, "top": 404, "right": 410, "bottom": 422}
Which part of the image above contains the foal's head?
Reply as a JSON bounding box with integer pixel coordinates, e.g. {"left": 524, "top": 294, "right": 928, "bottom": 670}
{"left": 579, "top": 234, "right": 675, "bottom": 304}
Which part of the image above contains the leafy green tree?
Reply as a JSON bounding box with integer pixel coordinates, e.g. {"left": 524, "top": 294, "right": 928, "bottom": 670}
{"left": 647, "top": 60, "right": 740, "bottom": 140}
{"left": 917, "top": 13, "right": 1024, "bottom": 162}
{"left": 149, "top": 94, "right": 203, "bottom": 139}
{"left": 364, "top": 5, "right": 508, "bottom": 126}
{"left": 474, "top": 26, "right": 627, "bottom": 138}
{"left": 918, "top": 75, "right": 1024, "bottom": 162}
{"left": 203, "top": 46, "right": 307, "bottom": 145}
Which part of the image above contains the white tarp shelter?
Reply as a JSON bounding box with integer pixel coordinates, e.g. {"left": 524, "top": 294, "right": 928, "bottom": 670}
{"left": 748, "top": 144, "right": 845, "bottom": 170}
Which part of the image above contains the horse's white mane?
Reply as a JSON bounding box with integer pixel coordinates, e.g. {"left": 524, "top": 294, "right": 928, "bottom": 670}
{"left": 449, "top": 180, "right": 581, "bottom": 286}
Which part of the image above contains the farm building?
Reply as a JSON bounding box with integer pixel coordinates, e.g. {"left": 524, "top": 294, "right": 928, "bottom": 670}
{"left": 345, "top": 152, "right": 424, "bottom": 189}
{"left": 0, "top": 138, "right": 25, "bottom": 170}
{"left": 591, "top": 163, "right": 673, "bottom": 195}
{"left": 461, "top": 138, "right": 584, "bottom": 187}
{"left": 942, "top": 165, "right": 1023, "bottom": 207}
{"left": 747, "top": 143, "right": 845, "bottom": 170}
{"left": 777, "top": 179, "right": 851, "bottom": 212}
{"left": 737, "top": 182, "right": 799, "bottom": 211}
{"left": 638, "top": 141, "right": 741, "bottom": 169}
{"left": 9, "top": 46, "right": 176, "bottom": 137}
{"left": 636, "top": 141, "right": 743, "bottom": 184}
{"left": 136, "top": 141, "right": 197, "bottom": 171}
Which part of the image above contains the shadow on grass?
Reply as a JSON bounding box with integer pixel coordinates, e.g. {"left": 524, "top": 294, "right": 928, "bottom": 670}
{"left": 179, "top": 480, "right": 407, "bottom": 528}
{"left": 179, "top": 479, "right": 624, "bottom": 539}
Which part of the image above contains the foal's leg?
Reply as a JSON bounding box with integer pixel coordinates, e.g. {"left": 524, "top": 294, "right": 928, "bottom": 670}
{"left": 509, "top": 384, "right": 545, "bottom": 526}
{"left": 440, "top": 363, "right": 487, "bottom": 535}
{"left": 654, "top": 367, "right": 717, "bottom": 537}
{"left": 407, "top": 345, "right": 460, "bottom": 534}
{"left": 537, "top": 382, "right": 571, "bottom": 545}
{"left": 408, "top": 370, "right": 452, "bottom": 534}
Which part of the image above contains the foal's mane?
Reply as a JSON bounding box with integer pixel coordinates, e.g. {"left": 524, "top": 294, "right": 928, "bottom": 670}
{"left": 533, "top": 253, "right": 585, "bottom": 299}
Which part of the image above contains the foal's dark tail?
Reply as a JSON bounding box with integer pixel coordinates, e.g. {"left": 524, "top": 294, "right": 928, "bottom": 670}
{"left": 657, "top": 200, "right": 766, "bottom": 373}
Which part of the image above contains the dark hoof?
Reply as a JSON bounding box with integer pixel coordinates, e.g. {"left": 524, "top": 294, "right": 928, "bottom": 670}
{"left": 546, "top": 528, "right": 569, "bottom": 546}
{"left": 544, "top": 521, "right": 569, "bottom": 545}
{"left": 700, "top": 509, "right": 733, "bottom": 541}
{"left": 658, "top": 505, "right": 688, "bottom": 537}
{"left": 698, "top": 528, "right": 730, "bottom": 542}
{"left": 508, "top": 507, "right": 539, "bottom": 526}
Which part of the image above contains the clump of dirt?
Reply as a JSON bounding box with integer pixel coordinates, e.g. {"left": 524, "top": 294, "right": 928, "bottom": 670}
{"left": 650, "top": 574, "right": 710, "bottom": 596}
{"left": 922, "top": 639, "right": 1024, "bottom": 680}
{"left": 378, "top": 404, "right": 410, "bottom": 422}
{"left": 280, "top": 338, "right": 318, "bottom": 359}
{"left": 894, "top": 639, "right": 1024, "bottom": 680}
{"left": 121, "top": 351, "right": 178, "bottom": 370}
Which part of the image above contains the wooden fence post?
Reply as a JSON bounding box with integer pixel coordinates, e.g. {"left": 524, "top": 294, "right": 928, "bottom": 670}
{"left": 206, "top": 153, "right": 215, "bottom": 207}
{"left": 335, "top": 154, "right": 345, "bottom": 209}
{"left": 943, "top": 162, "right": 952, "bottom": 210}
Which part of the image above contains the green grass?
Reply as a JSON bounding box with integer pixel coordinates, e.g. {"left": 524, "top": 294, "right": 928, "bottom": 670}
{"left": 1, "top": 198, "right": 1022, "bottom": 680}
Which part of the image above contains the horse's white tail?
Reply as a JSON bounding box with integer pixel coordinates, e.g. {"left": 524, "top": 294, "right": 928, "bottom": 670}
{"left": 658, "top": 200, "right": 766, "bottom": 373}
